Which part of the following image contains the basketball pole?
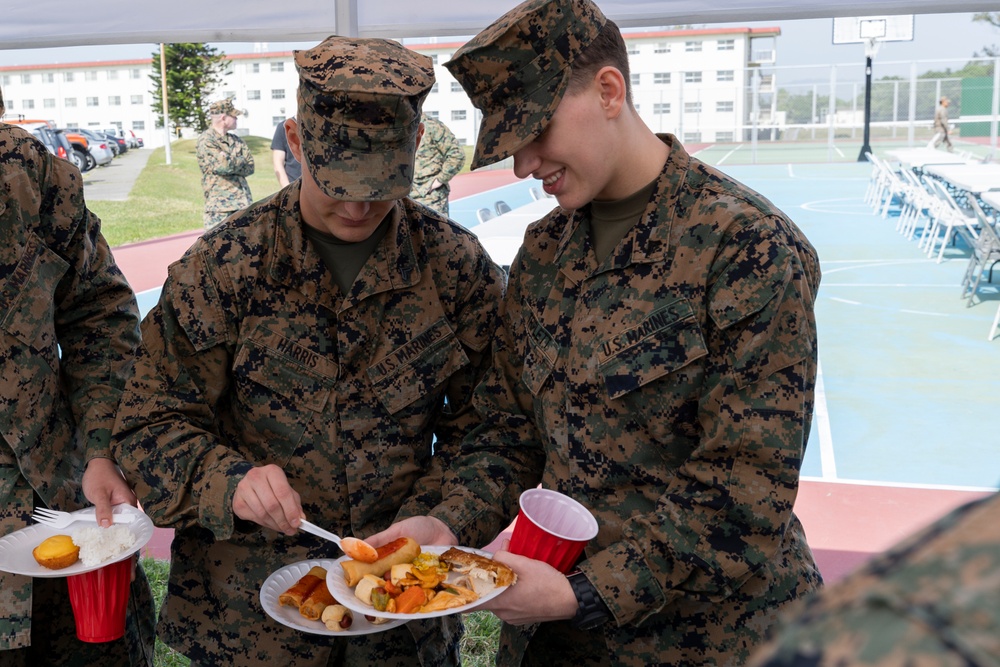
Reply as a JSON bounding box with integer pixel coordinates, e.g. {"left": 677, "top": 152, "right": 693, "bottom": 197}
{"left": 857, "top": 40, "right": 876, "bottom": 162}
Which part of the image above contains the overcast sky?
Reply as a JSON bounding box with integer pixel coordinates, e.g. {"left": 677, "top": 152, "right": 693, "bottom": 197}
{"left": 0, "top": 11, "right": 995, "bottom": 71}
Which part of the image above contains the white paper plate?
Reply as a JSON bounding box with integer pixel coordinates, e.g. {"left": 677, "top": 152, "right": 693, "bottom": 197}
{"left": 327, "top": 545, "right": 510, "bottom": 620}
{"left": 0, "top": 504, "right": 153, "bottom": 577}
{"left": 260, "top": 559, "right": 407, "bottom": 636}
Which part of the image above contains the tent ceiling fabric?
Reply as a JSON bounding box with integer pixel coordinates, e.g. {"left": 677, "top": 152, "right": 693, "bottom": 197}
{"left": 2, "top": 0, "right": 998, "bottom": 49}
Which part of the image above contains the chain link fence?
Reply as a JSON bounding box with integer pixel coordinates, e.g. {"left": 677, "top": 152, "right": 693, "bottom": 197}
{"left": 631, "top": 56, "right": 999, "bottom": 164}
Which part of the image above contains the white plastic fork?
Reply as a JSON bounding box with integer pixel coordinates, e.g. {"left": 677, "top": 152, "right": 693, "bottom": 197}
{"left": 31, "top": 507, "right": 138, "bottom": 529}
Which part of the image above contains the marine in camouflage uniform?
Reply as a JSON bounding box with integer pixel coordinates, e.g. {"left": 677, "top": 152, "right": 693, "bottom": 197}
{"left": 0, "top": 117, "right": 154, "bottom": 665}
{"left": 748, "top": 491, "right": 1000, "bottom": 667}
{"left": 384, "top": 1, "right": 823, "bottom": 665}
{"left": 409, "top": 114, "right": 465, "bottom": 217}
{"left": 196, "top": 98, "right": 255, "bottom": 230}
{"left": 111, "top": 37, "right": 503, "bottom": 667}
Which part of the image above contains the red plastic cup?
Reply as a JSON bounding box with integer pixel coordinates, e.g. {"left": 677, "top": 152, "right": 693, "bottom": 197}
{"left": 507, "top": 488, "right": 598, "bottom": 573}
{"left": 66, "top": 557, "right": 131, "bottom": 643}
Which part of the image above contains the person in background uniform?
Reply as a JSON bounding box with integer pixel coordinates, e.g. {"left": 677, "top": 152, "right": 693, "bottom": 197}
{"left": 933, "top": 96, "right": 954, "bottom": 152}
{"left": 0, "top": 88, "right": 155, "bottom": 667}
{"left": 747, "top": 491, "right": 1000, "bottom": 667}
{"left": 409, "top": 113, "right": 465, "bottom": 217}
{"left": 196, "top": 98, "right": 254, "bottom": 229}
{"left": 370, "top": 1, "right": 823, "bottom": 665}
{"left": 111, "top": 36, "right": 503, "bottom": 667}
{"left": 271, "top": 118, "right": 302, "bottom": 187}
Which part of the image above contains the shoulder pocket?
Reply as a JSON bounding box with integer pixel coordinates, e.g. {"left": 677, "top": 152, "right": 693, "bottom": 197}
{"left": 163, "top": 251, "right": 228, "bottom": 352}
{"left": 598, "top": 299, "right": 707, "bottom": 400}
{"left": 521, "top": 316, "right": 557, "bottom": 398}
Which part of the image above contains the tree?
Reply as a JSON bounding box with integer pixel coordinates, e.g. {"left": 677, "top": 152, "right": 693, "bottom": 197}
{"left": 973, "top": 12, "right": 1000, "bottom": 58}
{"left": 149, "top": 43, "right": 227, "bottom": 133}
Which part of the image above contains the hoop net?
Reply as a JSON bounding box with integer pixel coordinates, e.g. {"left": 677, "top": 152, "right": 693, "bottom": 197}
{"left": 864, "top": 38, "right": 881, "bottom": 59}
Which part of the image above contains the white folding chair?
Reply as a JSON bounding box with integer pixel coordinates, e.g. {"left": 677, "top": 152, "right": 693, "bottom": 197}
{"left": 962, "top": 199, "right": 1000, "bottom": 306}
{"left": 920, "top": 178, "right": 979, "bottom": 263}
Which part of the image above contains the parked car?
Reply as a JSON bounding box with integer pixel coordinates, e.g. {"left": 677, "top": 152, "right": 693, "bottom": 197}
{"left": 3, "top": 119, "right": 87, "bottom": 171}
{"left": 108, "top": 127, "right": 140, "bottom": 149}
{"left": 62, "top": 128, "right": 114, "bottom": 170}
{"left": 99, "top": 129, "right": 128, "bottom": 155}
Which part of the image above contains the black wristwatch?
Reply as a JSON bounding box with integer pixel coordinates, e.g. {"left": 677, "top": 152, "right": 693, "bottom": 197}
{"left": 567, "top": 571, "right": 611, "bottom": 630}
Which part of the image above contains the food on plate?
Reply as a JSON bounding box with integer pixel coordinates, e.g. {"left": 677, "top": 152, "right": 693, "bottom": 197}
{"left": 439, "top": 547, "right": 517, "bottom": 592}
{"left": 279, "top": 566, "right": 354, "bottom": 630}
{"left": 300, "top": 580, "right": 337, "bottom": 621}
{"left": 344, "top": 543, "right": 515, "bottom": 615}
{"left": 321, "top": 604, "right": 353, "bottom": 631}
{"left": 340, "top": 537, "right": 420, "bottom": 587}
{"left": 72, "top": 524, "right": 137, "bottom": 567}
{"left": 32, "top": 534, "right": 80, "bottom": 570}
{"left": 278, "top": 566, "right": 326, "bottom": 608}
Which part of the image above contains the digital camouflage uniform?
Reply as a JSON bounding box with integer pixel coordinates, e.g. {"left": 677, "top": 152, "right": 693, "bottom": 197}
{"left": 0, "top": 123, "right": 154, "bottom": 665}
{"left": 196, "top": 100, "right": 254, "bottom": 230}
{"left": 409, "top": 115, "right": 465, "bottom": 217}
{"left": 748, "top": 491, "right": 1000, "bottom": 667}
{"left": 111, "top": 37, "right": 505, "bottom": 667}
{"left": 431, "top": 133, "right": 824, "bottom": 666}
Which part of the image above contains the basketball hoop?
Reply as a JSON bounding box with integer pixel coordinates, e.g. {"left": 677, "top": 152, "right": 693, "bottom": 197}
{"left": 833, "top": 15, "right": 915, "bottom": 162}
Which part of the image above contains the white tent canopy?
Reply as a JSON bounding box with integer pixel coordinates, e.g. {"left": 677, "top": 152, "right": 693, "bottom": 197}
{"left": 3, "top": 0, "right": 999, "bottom": 50}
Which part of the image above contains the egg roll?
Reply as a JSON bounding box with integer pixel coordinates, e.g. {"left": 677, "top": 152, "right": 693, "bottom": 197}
{"left": 340, "top": 537, "right": 421, "bottom": 587}
{"left": 278, "top": 566, "right": 327, "bottom": 608}
{"left": 300, "top": 580, "right": 337, "bottom": 621}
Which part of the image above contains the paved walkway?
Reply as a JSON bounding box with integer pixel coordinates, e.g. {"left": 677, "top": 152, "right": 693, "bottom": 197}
{"left": 82, "top": 148, "right": 153, "bottom": 201}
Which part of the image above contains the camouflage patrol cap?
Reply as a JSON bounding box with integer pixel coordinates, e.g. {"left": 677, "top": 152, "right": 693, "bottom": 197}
{"left": 445, "top": 0, "right": 607, "bottom": 170}
{"left": 208, "top": 98, "right": 242, "bottom": 117}
{"left": 294, "top": 36, "right": 434, "bottom": 201}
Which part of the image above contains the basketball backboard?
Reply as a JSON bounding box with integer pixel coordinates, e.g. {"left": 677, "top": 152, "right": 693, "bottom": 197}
{"left": 833, "top": 15, "right": 914, "bottom": 57}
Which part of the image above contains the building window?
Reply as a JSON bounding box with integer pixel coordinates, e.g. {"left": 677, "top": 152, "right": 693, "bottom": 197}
{"left": 654, "top": 43, "right": 670, "bottom": 54}
{"left": 272, "top": 116, "right": 285, "bottom": 126}
{"left": 130, "top": 68, "right": 142, "bottom": 79}
{"left": 250, "top": 63, "right": 260, "bottom": 73}
{"left": 451, "top": 82, "right": 462, "bottom": 93}
{"left": 653, "top": 103, "right": 670, "bottom": 115}
{"left": 718, "top": 39, "right": 735, "bottom": 51}
{"left": 716, "top": 131, "right": 734, "bottom": 141}
{"left": 653, "top": 72, "right": 671, "bottom": 85}
{"left": 630, "top": 73, "right": 640, "bottom": 87}
{"left": 431, "top": 83, "right": 439, "bottom": 93}
{"left": 717, "top": 70, "right": 734, "bottom": 82}
{"left": 684, "top": 71, "right": 702, "bottom": 83}
{"left": 108, "top": 96, "right": 121, "bottom": 106}
{"left": 247, "top": 90, "right": 261, "bottom": 100}
{"left": 4, "top": 100, "right": 11, "bottom": 110}
{"left": 132, "top": 121, "right": 145, "bottom": 131}
{"left": 451, "top": 110, "right": 466, "bottom": 121}
{"left": 684, "top": 131, "right": 702, "bottom": 142}
{"left": 634, "top": 104, "right": 640, "bottom": 114}
{"left": 271, "top": 89, "right": 286, "bottom": 100}
{"left": 107, "top": 70, "right": 119, "bottom": 80}
{"left": 65, "top": 97, "right": 77, "bottom": 107}
{"left": 64, "top": 72, "right": 74, "bottom": 82}
{"left": 716, "top": 101, "right": 734, "bottom": 113}
{"left": 43, "top": 98, "right": 56, "bottom": 108}
{"left": 1, "top": 75, "right": 10, "bottom": 85}
{"left": 685, "top": 41, "right": 702, "bottom": 52}
{"left": 22, "top": 99, "right": 35, "bottom": 109}
{"left": 131, "top": 94, "right": 143, "bottom": 105}
{"left": 627, "top": 44, "right": 639, "bottom": 55}
{"left": 426, "top": 110, "right": 439, "bottom": 119}
{"left": 21, "top": 74, "right": 32, "bottom": 84}
{"left": 86, "top": 97, "right": 99, "bottom": 107}
{"left": 85, "top": 71, "right": 98, "bottom": 81}
{"left": 270, "top": 62, "right": 284, "bottom": 73}
{"left": 685, "top": 102, "right": 702, "bottom": 113}
{"left": 431, "top": 55, "right": 439, "bottom": 65}
{"left": 43, "top": 73, "right": 55, "bottom": 83}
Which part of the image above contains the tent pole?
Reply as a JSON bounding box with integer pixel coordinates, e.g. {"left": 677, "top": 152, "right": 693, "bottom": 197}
{"left": 336, "top": 0, "right": 359, "bottom": 37}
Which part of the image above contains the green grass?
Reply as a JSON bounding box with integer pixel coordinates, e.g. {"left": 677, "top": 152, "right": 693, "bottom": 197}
{"left": 90, "top": 136, "right": 283, "bottom": 248}
{"left": 140, "top": 557, "right": 500, "bottom": 665}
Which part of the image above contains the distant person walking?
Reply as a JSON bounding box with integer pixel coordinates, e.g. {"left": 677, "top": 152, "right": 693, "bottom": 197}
{"left": 410, "top": 113, "right": 465, "bottom": 217}
{"left": 270, "top": 117, "right": 301, "bottom": 187}
{"left": 933, "top": 96, "right": 953, "bottom": 152}
{"left": 196, "top": 99, "right": 254, "bottom": 229}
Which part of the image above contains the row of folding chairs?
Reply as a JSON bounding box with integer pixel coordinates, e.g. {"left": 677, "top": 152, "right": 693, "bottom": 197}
{"left": 866, "top": 153, "right": 1000, "bottom": 340}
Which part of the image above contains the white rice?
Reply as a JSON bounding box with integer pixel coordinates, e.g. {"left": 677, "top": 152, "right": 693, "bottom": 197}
{"left": 72, "top": 524, "right": 137, "bottom": 567}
